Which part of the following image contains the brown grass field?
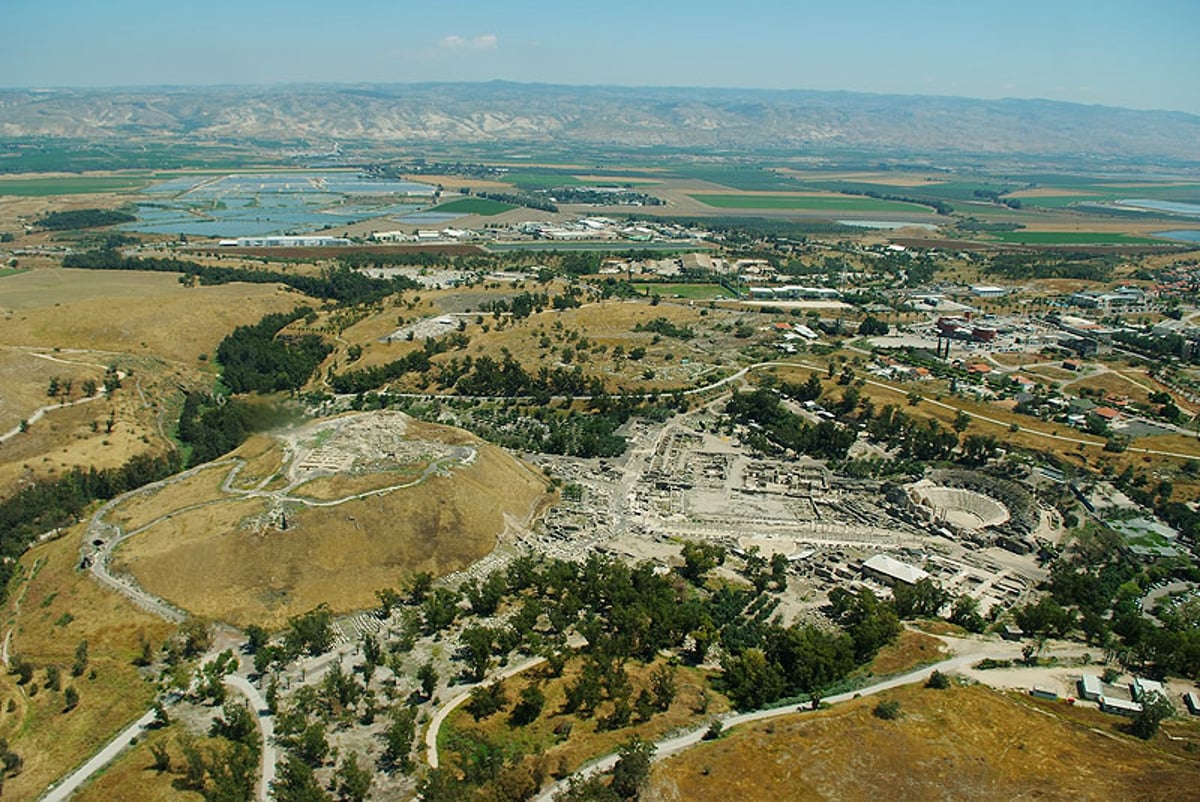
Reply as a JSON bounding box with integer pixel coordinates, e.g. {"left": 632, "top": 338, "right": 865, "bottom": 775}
{"left": 108, "top": 463, "right": 233, "bottom": 533}
{"left": 1, "top": 532, "right": 176, "bottom": 801}
{"left": 647, "top": 683, "right": 1200, "bottom": 802}
{"left": 863, "top": 628, "right": 949, "bottom": 677}
{"left": 443, "top": 658, "right": 731, "bottom": 783}
{"left": 73, "top": 724, "right": 205, "bottom": 802}
{"left": 112, "top": 431, "right": 547, "bottom": 628}
{"left": 0, "top": 268, "right": 305, "bottom": 364}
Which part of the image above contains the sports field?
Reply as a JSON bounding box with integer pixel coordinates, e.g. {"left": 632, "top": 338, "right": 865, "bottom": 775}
{"left": 689, "top": 193, "right": 931, "bottom": 213}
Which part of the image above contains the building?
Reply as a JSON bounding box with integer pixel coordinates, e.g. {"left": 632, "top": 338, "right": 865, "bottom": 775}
{"left": 1132, "top": 677, "right": 1166, "bottom": 702}
{"left": 971, "top": 285, "right": 1008, "bottom": 298}
{"left": 1079, "top": 674, "right": 1102, "bottom": 701}
{"left": 1068, "top": 286, "right": 1147, "bottom": 311}
{"left": 1099, "top": 695, "right": 1143, "bottom": 716}
{"left": 862, "top": 554, "right": 930, "bottom": 587}
{"left": 1185, "top": 691, "right": 1200, "bottom": 715}
{"left": 218, "top": 235, "right": 350, "bottom": 247}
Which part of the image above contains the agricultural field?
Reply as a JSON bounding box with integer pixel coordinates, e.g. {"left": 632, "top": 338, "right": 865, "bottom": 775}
{"left": 428, "top": 197, "right": 516, "bottom": 216}
{"left": 689, "top": 193, "right": 931, "bottom": 213}
{"left": 988, "top": 231, "right": 1169, "bottom": 246}
{"left": 648, "top": 683, "right": 1200, "bottom": 802}
{"left": 0, "top": 175, "right": 152, "bottom": 196}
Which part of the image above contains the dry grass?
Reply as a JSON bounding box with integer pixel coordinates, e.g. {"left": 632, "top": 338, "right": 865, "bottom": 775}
{"left": 864, "top": 629, "right": 948, "bottom": 676}
{"left": 0, "top": 531, "right": 176, "bottom": 800}
{"left": 114, "top": 440, "right": 546, "bottom": 629}
{"left": 647, "top": 683, "right": 1200, "bottom": 802}
{"left": 109, "top": 464, "right": 232, "bottom": 532}
{"left": 0, "top": 268, "right": 304, "bottom": 364}
{"left": 226, "top": 434, "right": 285, "bottom": 488}
{"left": 292, "top": 466, "right": 428, "bottom": 501}
{"left": 73, "top": 724, "right": 205, "bottom": 802}
{"left": 444, "top": 658, "right": 730, "bottom": 782}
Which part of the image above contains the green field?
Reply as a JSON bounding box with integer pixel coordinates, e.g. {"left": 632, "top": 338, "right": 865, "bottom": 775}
{"left": 668, "top": 165, "right": 804, "bottom": 191}
{"left": 645, "top": 282, "right": 733, "bottom": 300}
{"left": 690, "top": 193, "right": 931, "bottom": 213}
{"left": 0, "top": 268, "right": 30, "bottom": 278}
{"left": 429, "top": 197, "right": 516, "bottom": 216}
{"left": 0, "top": 176, "right": 151, "bottom": 196}
{"left": 989, "top": 231, "right": 1168, "bottom": 245}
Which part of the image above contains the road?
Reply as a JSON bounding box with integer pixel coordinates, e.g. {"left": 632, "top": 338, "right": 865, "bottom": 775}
{"left": 531, "top": 638, "right": 1053, "bottom": 802}
{"left": 425, "top": 654, "right": 550, "bottom": 769}
{"left": 40, "top": 707, "right": 158, "bottom": 802}
{"left": 225, "top": 674, "right": 277, "bottom": 802}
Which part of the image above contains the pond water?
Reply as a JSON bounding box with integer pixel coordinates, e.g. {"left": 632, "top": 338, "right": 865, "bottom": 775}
{"left": 1118, "top": 199, "right": 1200, "bottom": 217}
{"left": 835, "top": 219, "right": 940, "bottom": 230}
{"left": 1155, "top": 229, "right": 1200, "bottom": 243}
{"left": 124, "top": 172, "right": 436, "bottom": 236}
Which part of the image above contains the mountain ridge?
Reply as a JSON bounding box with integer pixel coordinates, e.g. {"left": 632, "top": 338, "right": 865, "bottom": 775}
{"left": 1, "top": 82, "right": 1197, "bottom": 164}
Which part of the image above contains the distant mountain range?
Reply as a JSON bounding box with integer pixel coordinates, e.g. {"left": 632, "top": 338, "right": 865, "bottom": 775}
{"left": 1, "top": 82, "right": 1198, "bottom": 165}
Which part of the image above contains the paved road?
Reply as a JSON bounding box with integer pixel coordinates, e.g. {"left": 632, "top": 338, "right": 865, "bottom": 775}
{"left": 40, "top": 707, "right": 158, "bottom": 802}
{"left": 426, "top": 655, "right": 548, "bottom": 769}
{"left": 225, "top": 674, "right": 277, "bottom": 802}
{"left": 532, "top": 640, "right": 1038, "bottom": 802}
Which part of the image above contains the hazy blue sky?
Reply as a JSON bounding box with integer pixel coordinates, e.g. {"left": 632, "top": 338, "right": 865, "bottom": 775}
{"left": 5, "top": 0, "right": 1198, "bottom": 114}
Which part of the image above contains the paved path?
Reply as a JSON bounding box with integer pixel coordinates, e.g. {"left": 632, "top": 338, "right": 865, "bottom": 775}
{"left": 40, "top": 707, "right": 158, "bottom": 802}
{"left": 426, "top": 655, "right": 548, "bottom": 769}
{"left": 532, "top": 640, "right": 1040, "bottom": 802}
{"left": 225, "top": 674, "right": 277, "bottom": 802}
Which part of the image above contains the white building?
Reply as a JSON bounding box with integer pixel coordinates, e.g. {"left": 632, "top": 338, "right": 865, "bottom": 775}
{"left": 862, "top": 554, "right": 929, "bottom": 586}
{"left": 219, "top": 236, "right": 350, "bottom": 247}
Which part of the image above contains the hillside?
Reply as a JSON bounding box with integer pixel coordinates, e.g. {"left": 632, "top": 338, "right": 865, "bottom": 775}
{"left": 2, "top": 83, "right": 1199, "bottom": 164}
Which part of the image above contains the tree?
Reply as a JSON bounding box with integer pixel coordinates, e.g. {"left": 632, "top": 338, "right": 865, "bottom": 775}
{"left": 610, "top": 736, "right": 654, "bottom": 800}
{"left": 417, "top": 661, "right": 438, "bottom": 700}
{"left": 953, "top": 410, "right": 971, "bottom": 433}
{"left": 680, "top": 541, "right": 725, "bottom": 584}
{"left": 949, "top": 594, "right": 986, "bottom": 633}
{"left": 72, "top": 640, "right": 89, "bottom": 677}
{"left": 63, "top": 686, "right": 79, "bottom": 712}
{"left": 649, "top": 664, "right": 676, "bottom": 710}
{"left": 333, "top": 751, "right": 373, "bottom": 802}
{"left": 271, "top": 753, "right": 331, "bottom": 802}
{"left": 1131, "top": 691, "right": 1173, "bottom": 739}
{"left": 460, "top": 626, "right": 494, "bottom": 682}
{"left": 892, "top": 578, "right": 948, "bottom": 620}
{"left": 381, "top": 706, "right": 417, "bottom": 773}
{"left": 149, "top": 740, "right": 171, "bottom": 773}
{"left": 925, "top": 670, "right": 951, "bottom": 689}
{"left": 874, "top": 699, "right": 902, "bottom": 719}
{"left": 510, "top": 683, "right": 545, "bottom": 727}
{"left": 244, "top": 624, "right": 269, "bottom": 654}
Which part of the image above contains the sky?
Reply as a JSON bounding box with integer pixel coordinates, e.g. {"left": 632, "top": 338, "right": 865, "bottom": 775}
{"left": 4, "top": 0, "right": 1199, "bottom": 114}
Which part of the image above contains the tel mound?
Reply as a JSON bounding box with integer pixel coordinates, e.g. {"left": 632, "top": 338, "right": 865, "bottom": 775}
{"left": 106, "top": 411, "right": 549, "bottom": 628}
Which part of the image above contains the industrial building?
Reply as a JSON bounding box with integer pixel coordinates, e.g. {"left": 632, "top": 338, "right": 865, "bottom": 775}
{"left": 218, "top": 236, "right": 350, "bottom": 247}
